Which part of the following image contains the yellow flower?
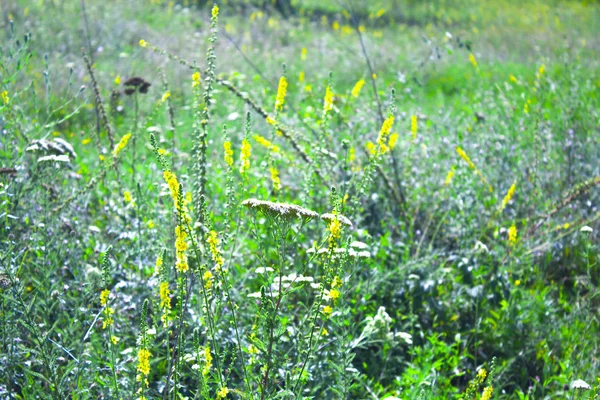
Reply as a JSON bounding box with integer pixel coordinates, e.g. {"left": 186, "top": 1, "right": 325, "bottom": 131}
{"left": 524, "top": 102, "right": 529, "bottom": 114}
{"left": 147, "top": 220, "right": 155, "bottom": 229}
{"left": 203, "top": 270, "right": 214, "bottom": 289}
{"left": 456, "top": 147, "right": 475, "bottom": 169}
{"left": 445, "top": 166, "right": 456, "bottom": 186}
{"left": 223, "top": 141, "right": 234, "bottom": 167}
{"left": 515, "top": 279, "right": 521, "bottom": 286}
{"left": 110, "top": 336, "right": 119, "bottom": 345}
{"left": 469, "top": 53, "right": 478, "bottom": 69}
{"left": 203, "top": 346, "right": 212, "bottom": 376}
{"left": 304, "top": 84, "right": 312, "bottom": 93}
{"left": 266, "top": 116, "right": 276, "bottom": 126}
{"left": 372, "top": 73, "right": 377, "bottom": 80}
{"left": 509, "top": 74, "right": 518, "bottom": 83}
{"left": 331, "top": 276, "right": 342, "bottom": 288}
{"left": 351, "top": 79, "right": 365, "bottom": 98}
{"left": 275, "top": 76, "right": 288, "bottom": 112}
{"left": 161, "top": 91, "right": 170, "bottom": 103}
{"left": 163, "top": 170, "right": 180, "bottom": 206}
{"left": 137, "top": 348, "right": 151, "bottom": 376}
{"left": 207, "top": 230, "right": 224, "bottom": 268}
{"left": 211, "top": 4, "right": 219, "bottom": 18}
{"left": 328, "top": 288, "right": 340, "bottom": 302}
{"left": 508, "top": 224, "right": 517, "bottom": 246}
{"left": 270, "top": 167, "right": 281, "bottom": 192}
{"left": 217, "top": 387, "right": 229, "bottom": 399}
{"left": 82, "top": 138, "right": 92, "bottom": 145}
{"left": 154, "top": 253, "right": 162, "bottom": 276}
{"left": 159, "top": 282, "right": 170, "bottom": 309}
{"left": 301, "top": 47, "right": 307, "bottom": 61}
{"left": 322, "top": 305, "right": 333, "bottom": 316}
{"left": 323, "top": 85, "right": 334, "bottom": 116}
{"left": 410, "top": 115, "right": 418, "bottom": 140}
{"left": 102, "top": 307, "right": 114, "bottom": 329}
{"left": 321, "top": 328, "right": 329, "bottom": 336}
{"left": 253, "top": 135, "right": 280, "bottom": 153}
{"left": 175, "top": 224, "right": 189, "bottom": 273}
{"left": 332, "top": 21, "right": 340, "bottom": 30}
{"left": 113, "top": 133, "right": 132, "bottom": 157}
{"left": 481, "top": 386, "right": 493, "bottom": 400}
{"left": 124, "top": 191, "right": 133, "bottom": 204}
{"left": 538, "top": 64, "right": 545, "bottom": 75}
{"left": 192, "top": 71, "right": 201, "bottom": 88}
{"left": 477, "top": 368, "right": 487, "bottom": 381}
{"left": 366, "top": 141, "right": 377, "bottom": 156}
{"left": 114, "top": 75, "right": 121, "bottom": 85}
{"left": 329, "top": 219, "right": 342, "bottom": 241}
{"left": 139, "top": 39, "right": 147, "bottom": 47}
{"left": 500, "top": 180, "right": 517, "bottom": 212}
{"left": 100, "top": 289, "right": 110, "bottom": 306}
{"left": 239, "top": 139, "right": 251, "bottom": 174}
{"left": 376, "top": 115, "right": 394, "bottom": 153}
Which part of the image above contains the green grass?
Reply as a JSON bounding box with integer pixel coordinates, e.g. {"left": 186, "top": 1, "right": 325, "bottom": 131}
{"left": 1, "top": 0, "right": 599, "bottom": 399}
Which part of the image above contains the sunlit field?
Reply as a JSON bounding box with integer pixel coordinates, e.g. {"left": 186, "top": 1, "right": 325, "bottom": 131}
{"left": 1, "top": 0, "right": 599, "bottom": 398}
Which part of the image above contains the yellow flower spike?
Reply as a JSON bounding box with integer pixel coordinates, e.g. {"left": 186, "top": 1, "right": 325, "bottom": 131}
{"left": 388, "top": 133, "right": 399, "bottom": 150}
{"left": 301, "top": 47, "right": 307, "bottom": 61}
{"left": 139, "top": 39, "right": 147, "bottom": 47}
{"left": 114, "top": 75, "right": 121, "bottom": 85}
{"left": 192, "top": 71, "right": 201, "bottom": 88}
{"left": 538, "top": 64, "right": 545, "bottom": 75}
{"left": 298, "top": 71, "right": 305, "bottom": 83}
{"left": 500, "top": 180, "right": 517, "bottom": 212}
{"left": 113, "top": 133, "right": 132, "bottom": 157}
{"left": 223, "top": 141, "right": 234, "bottom": 167}
{"left": 100, "top": 289, "right": 110, "bottom": 306}
{"left": 266, "top": 116, "right": 276, "bottom": 126}
{"left": 217, "top": 387, "right": 229, "bottom": 399}
{"left": 411, "top": 115, "right": 418, "bottom": 141}
{"left": 444, "top": 166, "right": 456, "bottom": 186}
{"left": 161, "top": 92, "right": 170, "bottom": 102}
{"left": 323, "top": 85, "right": 334, "bottom": 116}
{"left": 469, "top": 53, "right": 478, "bottom": 69}
{"left": 239, "top": 139, "right": 251, "bottom": 174}
{"left": 322, "top": 305, "right": 333, "bottom": 316}
{"left": 508, "top": 224, "right": 517, "bottom": 246}
{"left": 455, "top": 146, "right": 475, "bottom": 169}
{"left": 211, "top": 4, "right": 219, "bottom": 18}
{"left": 274, "top": 76, "right": 288, "bottom": 112}
{"left": 481, "top": 386, "right": 493, "bottom": 400}
{"left": 137, "top": 348, "right": 151, "bottom": 376}
{"left": 270, "top": 167, "right": 281, "bottom": 192}
{"left": 351, "top": 79, "right": 365, "bottom": 98}
{"left": 159, "top": 282, "right": 171, "bottom": 309}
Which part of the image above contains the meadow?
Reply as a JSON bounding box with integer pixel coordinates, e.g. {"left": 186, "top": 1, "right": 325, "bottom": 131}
{"left": 1, "top": 0, "right": 599, "bottom": 398}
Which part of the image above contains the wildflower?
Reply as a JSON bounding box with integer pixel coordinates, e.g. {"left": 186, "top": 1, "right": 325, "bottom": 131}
{"left": 351, "top": 79, "right": 365, "bottom": 98}
{"left": 242, "top": 198, "right": 319, "bottom": 220}
{"left": 175, "top": 225, "right": 189, "bottom": 273}
{"left": 211, "top": 4, "right": 219, "bottom": 18}
{"left": 481, "top": 386, "right": 493, "bottom": 400}
{"left": 508, "top": 224, "right": 517, "bottom": 246}
{"left": 456, "top": 146, "right": 475, "bottom": 169}
{"left": 410, "top": 115, "right": 417, "bottom": 140}
{"left": 524, "top": 102, "right": 529, "bottom": 114}
{"left": 203, "top": 270, "right": 214, "bottom": 289}
{"left": 161, "top": 91, "right": 170, "bottom": 103}
{"left": 515, "top": 279, "right": 521, "bottom": 286}
{"left": 147, "top": 220, "right": 155, "bottom": 229}
{"left": 217, "top": 387, "right": 229, "bottom": 399}
{"left": 223, "top": 141, "right": 234, "bottom": 167}
{"left": 102, "top": 307, "right": 114, "bottom": 329}
{"left": 321, "top": 328, "right": 329, "bottom": 336}
{"left": 304, "top": 84, "right": 312, "bottom": 93}
{"left": 159, "top": 282, "right": 170, "bottom": 310}
{"left": 154, "top": 253, "right": 163, "bottom": 276}
{"left": 571, "top": 379, "right": 591, "bottom": 390}
{"left": 270, "top": 167, "right": 281, "bottom": 192}
{"left": 253, "top": 135, "right": 280, "bottom": 153}
{"left": 301, "top": 47, "right": 307, "bottom": 60}
{"left": 323, "top": 85, "right": 334, "bottom": 116}
{"left": 192, "top": 71, "right": 201, "bottom": 88}
{"left": 328, "top": 288, "right": 340, "bottom": 302}
{"left": 329, "top": 219, "right": 342, "bottom": 240}
{"left": 110, "top": 336, "right": 119, "bottom": 345}
{"left": 139, "top": 39, "right": 147, "bottom": 47}
{"left": 388, "top": 133, "right": 399, "bottom": 150}
{"left": 114, "top": 75, "right": 121, "bottom": 85}
{"left": 137, "top": 348, "right": 151, "bottom": 376}
{"left": 377, "top": 115, "right": 394, "bottom": 153}
{"left": 275, "top": 76, "right": 288, "bottom": 112}
{"left": 538, "top": 64, "right": 545, "bottom": 75}
{"left": 500, "top": 180, "right": 517, "bottom": 212}
{"left": 366, "top": 141, "right": 377, "bottom": 156}
{"left": 509, "top": 74, "right": 518, "bottom": 83}
{"left": 445, "top": 166, "right": 456, "bottom": 186}
{"left": 321, "top": 213, "right": 353, "bottom": 227}
{"left": 207, "top": 230, "right": 224, "bottom": 268}
{"left": 477, "top": 368, "right": 487, "bottom": 381}
{"left": 100, "top": 289, "right": 110, "bottom": 306}
{"left": 239, "top": 139, "right": 251, "bottom": 174}
{"left": 1, "top": 91, "right": 9, "bottom": 105}
{"left": 124, "top": 191, "right": 133, "bottom": 204}
{"left": 372, "top": 73, "right": 377, "bottom": 80}
{"left": 82, "top": 138, "right": 92, "bottom": 145}
{"left": 113, "top": 133, "right": 132, "bottom": 157}
{"left": 331, "top": 276, "right": 343, "bottom": 288}
{"left": 469, "top": 53, "right": 478, "bottom": 69}
{"left": 322, "top": 305, "right": 333, "bottom": 316}
{"left": 332, "top": 21, "right": 340, "bottom": 30}
{"left": 266, "top": 116, "right": 277, "bottom": 126}
{"left": 163, "top": 170, "right": 180, "bottom": 207}
{"left": 202, "top": 346, "right": 213, "bottom": 376}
